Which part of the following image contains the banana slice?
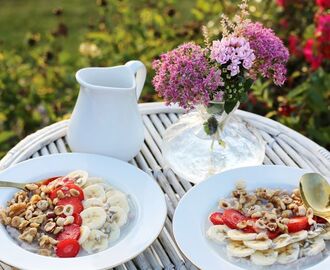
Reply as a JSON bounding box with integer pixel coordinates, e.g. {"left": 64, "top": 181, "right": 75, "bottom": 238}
{"left": 321, "top": 226, "right": 330, "bottom": 240}
{"left": 82, "top": 229, "right": 108, "bottom": 254}
{"left": 301, "top": 237, "right": 326, "bottom": 257}
{"left": 227, "top": 240, "right": 255, "bottom": 258}
{"left": 78, "top": 225, "right": 91, "bottom": 244}
{"left": 206, "top": 225, "right": 230, "bottom": 243}
{"left": 276, "top": 243, "right": 300, "bottom": 264}
{"left": 106, "top": 191, "right": 129, "bottom": 213}
{"left": 66, "top": 170, "right": 88, "bottom": 187}
{"left": 227, "top": 230, "right": 257, "bottom": 241}
{"left": 109, "top": 223, "right": 120, "bottom": 242}
{"left": 83, "top": 198, "right": 104, "bottom": 209}
{"left": 289, "top": 230, "right": 308, "bottom": 243}
{"left": 243, "top": 239, "right": 272, "bottom": 250}
{"left": 272, "top": 234, "right": 291, "bottom": 249}
{"left": 83, "top": 177, "right": 104, "bottom": 188}
{"left": 108, "top": 206, "right": 128, "bottom": 227}
{"left": 250, "top": 250, "right": 278, "bottom": 266}
{"left": 81, "top": 207, "right": 107, "bottom": 229}
{"left": 307, "top": 227, "right": 324, "bottom": 239}
{"left": 84, "top": 184, "right": 106, "bottom": 202}
{"left": 105, "top": 187, "right": 120, "bottom": 198}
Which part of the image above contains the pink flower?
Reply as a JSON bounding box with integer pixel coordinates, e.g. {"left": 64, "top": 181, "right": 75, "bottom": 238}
{"left": 316, "top": 14, "right": 330, "bottom": 59}
{"left": 276, "top": 0, "right": 285, "bottom": 6}
{"left": 303, "top": 39, "right": 322, "bottom": 70}
{"left": 288, "top": 34, "right": 301, "bottom": 57}
{"left": 316, "top": 0, "right": 330, "bottom": 9}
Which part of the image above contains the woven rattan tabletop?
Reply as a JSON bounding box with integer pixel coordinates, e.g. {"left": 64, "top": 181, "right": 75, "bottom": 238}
{"left": 0, "top": 102, "right": 329, "bottom": 270}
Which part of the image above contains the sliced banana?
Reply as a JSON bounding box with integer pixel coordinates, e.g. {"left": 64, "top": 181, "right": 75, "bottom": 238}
{"left": 78, "top": 225, "right": 91, "bottom": 244}
{"left": 276, "top": 243, "right": 300, "bottom": 264}
{"left": 272, "top": 234, "right": 291, "bottom": 249}
{"left": 84, "top": 184, "right": 106, "bottom": 202}
{"left": 206, "top": 225, "right": 229, "bottom": 243}
{"left": 106, "top": 191, "right": 129, "bottom": 213}
{"left": 243, "top": 239, "right": 272, "bottom": 250}
{"left": 82, "top": 229, "right": 108, "bottom": 254}
{"left": 227, "top": 240, "right": 255, "bottom": 258}
{"left": 83, "top": 198, "right": 104, "bottom": 209}
{"left": 307, "top": 227, "right": 324, "bottom": 239}
{"left": 105, "top": 187, "right": 120, "bottom": 198}
{"left": 109, "top": 223, "right": 120, "bottom": 242}
{"left": 289, "top": 230, "right": 308, "bottom": 243}
{"left": 66, "top": 170, "right": 88, "bottom": 187}
{"left": 250, "top": 250, "right": 278, "bottom": 266}
{"left": 108, "top": 206, "right": 128, "bottom": 227}
{"left": 321, "top": 226, "right": 330, "bottom": 240}
{"left": 301, "top": 237, "right": 326, "bottom": 257}
{"left": 227, "top": 229, "right": 257, "bottom": 241}
{"left": 81, "top": 207, "right": 107, "bottom": 229}
{"left": 83, "top": 177, "right": 104, "bottom": 188}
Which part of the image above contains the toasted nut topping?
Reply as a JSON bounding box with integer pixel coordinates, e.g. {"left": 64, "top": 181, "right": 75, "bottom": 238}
{"left": 64, "top": 216, "right": 74, "bottom": 225}
{"left": 18, "top": 220, "right": 30, "bottom": 230}
{"left": 8, "top": 203, "right": 26, "bottom": 217}
{"left": 30, "top": 222, "right": 40, "bottom": 228}
{"left": 63, "top": 204, "right": 74, "bottom": 216}
{"left": 306, "top": 207, "right": 313, "bottom": 218}
{"left": 0, "top": 210, "right": 11, "bottom": 225}
{"left": 282, "top": 195, "right": 293, "bottom": 204}
{"left": 281, "top": 209, "right": 292, "bottom": 218}
{"left": 219, "top": 200, "right": 230, "bottom": 209}
{"left": 237, "top": 220, "right": 247, "bottom": 229}
{"left": 19, "top": 228, "right": 37, "bottom": 243}
{"left": 54, "top": 205, "right": 64, "bottom": 216}
{"left": 44, "top": 221, "right": 56, "bottom": 232}
{"left": 255, "top": 219, "right": 266, "bottom": 229}
{"left": 251, "top": 212, "right": 262, "bottom": 218}
{"left": 56, "top": 217, "right": 65, "bottom": 226}
{"left": 297, "top": 205, "right": 306, "bottom": 216}
{"left": 69, "top": 189, "right": 80, "bottom": 197}
{"left": 29, "top": 214, "right": 45, "bottom": 224}
{"left": 36, "top": 200, "right": 49, "bottom": 211}
{"left": 25, "top": 184, "right": 39, "bottom": 191}
{"left": 53, "top": 226, "right": 63, "bottom": 235}
{"left": 56, "top": 190, "right": 65, "bottom": 199}
{"left": 30, "top": 195, "right": 41, "bottom": 204}
{"left": 267, "top": 222, "right": 277, "bottom": 231}
{"left": 280, "top": 218, "right": 290, "bottom": 224}
{"left": 11, "top": 216, "right": 24, "bottom": 228}
{"left": 39, "top": 249, "right": 52, "bottom": 256}
{"left": 53, "top": 198, "right": 59, "bottom": 205}
{"left": 39, "top": 234, "right": 58, "bottom": 248}
{"left": 40, "top": 185, "right": 49, "bottom": 193}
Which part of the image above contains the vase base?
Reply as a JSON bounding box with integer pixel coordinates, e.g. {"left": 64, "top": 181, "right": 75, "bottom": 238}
{"left": 162, "top": 111, "right": 266, "bottom": 184}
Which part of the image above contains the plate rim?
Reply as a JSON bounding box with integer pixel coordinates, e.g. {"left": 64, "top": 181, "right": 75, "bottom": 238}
{"left": 0, "top": 153, "right": 167, "bottom": 270}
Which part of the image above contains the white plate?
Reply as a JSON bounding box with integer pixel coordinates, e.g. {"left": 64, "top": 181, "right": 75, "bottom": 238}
{"left": 0, "top": 153, "right": 167, "bottom": 270}
{"left": 173, "top": 165, "right": 330, "bottom": 270}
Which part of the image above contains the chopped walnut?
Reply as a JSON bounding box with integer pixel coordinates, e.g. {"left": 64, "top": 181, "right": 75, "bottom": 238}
{"left": 39, "top": 234, "right": 58, "bottom": 249}
{"left": 19, "top": 228, "right": 37, "bottom": 243}
{"left": 11, "top": 216, "right": 25, "bottom": 228}
{"left": 0, "top": 209, "right": 11, "bottom": 225}
{"left": 8, "top": 203, "right": 26, "bottom": 217}
{"left": 25, "top": 183, "right": 39, "bottom": 191}
{"left": 39, "top": 248, "right": 52, "bottom": 256}
{"left": 29, "top": 214, "right": 46, "bottom": 224}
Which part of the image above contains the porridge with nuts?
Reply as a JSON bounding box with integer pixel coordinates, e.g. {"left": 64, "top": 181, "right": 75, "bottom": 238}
{"left": 0, "top": 170, "right": 130, "bottom": 258}
{"left": 206, "top": 181, "right": 330, "bottom": 266}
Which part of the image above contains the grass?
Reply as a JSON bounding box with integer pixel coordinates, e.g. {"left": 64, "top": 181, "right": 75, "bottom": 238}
{"left": 0, "top": 0, "right": 99, "bottom": 54}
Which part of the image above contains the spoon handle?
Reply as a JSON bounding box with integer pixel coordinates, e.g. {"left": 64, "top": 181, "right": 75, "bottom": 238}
{"left": 0, "top": 181, "right": 26, "bottom": 190}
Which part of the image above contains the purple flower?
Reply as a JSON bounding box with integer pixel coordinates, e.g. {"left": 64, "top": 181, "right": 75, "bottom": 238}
{"left": 242, "top": 22, "right": 289, "bottom": 86}
{"left": 152, "top": 42, "right": 223, "bottom": 109}
{"left": 210, "top": 36, "right": 255, "bottom": 77}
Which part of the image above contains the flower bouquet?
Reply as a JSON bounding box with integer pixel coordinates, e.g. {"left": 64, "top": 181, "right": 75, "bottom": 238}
{"left": 153, "top": 0, "right": 289, "bottom": 183}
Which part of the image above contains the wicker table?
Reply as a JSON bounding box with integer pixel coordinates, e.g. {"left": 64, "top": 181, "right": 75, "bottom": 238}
{"left": 0, "top": 102, "right": 329, "bottom": 270}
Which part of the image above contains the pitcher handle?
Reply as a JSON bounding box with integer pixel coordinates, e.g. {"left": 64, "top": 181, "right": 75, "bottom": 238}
{"left": 125, "top": 60, "right": 147, "bottom": 100}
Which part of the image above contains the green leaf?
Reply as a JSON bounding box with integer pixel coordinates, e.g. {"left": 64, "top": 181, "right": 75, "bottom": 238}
{"left": 224, "top": 101, "right": 237, "bottom": 114}
{"left": 244, "top": 78, "right": 254, "bottom": 91}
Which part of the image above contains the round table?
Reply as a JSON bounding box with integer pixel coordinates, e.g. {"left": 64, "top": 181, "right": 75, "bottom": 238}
{"left": 0, "top": 102, "right": 329, "bottom": 270}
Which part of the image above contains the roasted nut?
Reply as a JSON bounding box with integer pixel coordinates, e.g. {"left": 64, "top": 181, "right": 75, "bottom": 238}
{"left": 235, "top": 180, "right": 246, "bottom": 190}
{"left": 237, "top": 220, "right": 247, "bottom": 229}
{"left": 56, "top": 217, "right": 65, "bottom": 226}
{"left": 297, "top": 205, "right": 306, "bottom": 216}
{"left": 218, "top": 200, "right": 230, "bottom": 209}
{"left": 251, "top": 212, "right": 262, "bottom": 218}
{"left": 19, "top": 227, "right": 37, "bottom": 243}
{"left": 40, "top": 185, "right": 49, "bottom": 193}
{"left": 33, "top": 209, "right": 43, "bottom": 217}
{"left": 34, "top": 188, "right": 41, "bottom": 195}
{"left": 37, "top": 200, "right": 49, "bottom": 211}
{"left": 64, "top": 216, "right": 74, "bottom": 225}
{"left": 239, "top": 195, "right": 246, "bottom": 204}
{"left": 11, "top": 216, "right": 24, "bottom": 228}
{"left": 63, "top": 204, "right": 74, "bottom": 216}
{"left": 56, "top": 190, "right": 65, "bottom": 199}
{"left": 53, "top": 198, "right": 59, "bottom": 205}
{"left": 44, "top": 221, "right": 56, "bottom": 232}
{"left": 25, "top": 183, "right": 39, "bottom": 191}
{"left": 282, "top": 195, "right": 293, "bottom": 205}
{"left": 40, "top": 192, "right": 47, "bottom": 199}
{"left": 18, "top": 220, "right": 30, "bottom": 230}
{"left": 39, "top": 249, "right": 52, "bottom": 256}
{"left": 69, "top": 189, "right": 80, "bottom": 197}
{"left": 39, "top": 234, "right": 58, "bottom": 248}
{"left": 30, "top": 222, "right": 40, "bottom": 228}
{"left": 0, "top": 209, "right": 11, "bottom": 225}
{"left": 255, "top": 219, "right": 266, "bottom": 229}
{"left": 25, "top": 210, "right": 33, "bottom": 220}
{"left": 277, "top": 222, "right": 288, "bottom": 233}
{"left": 244, "top": 194, "right": 257, "bottom": 207}
{"left": 54, "top": 205, "right": 64, "bottom": 215}
{"left": 267, "top": 222, "right": 277, "bottom": 231}
{"left": 29, "top": 214, "right": 45, "bottom": 224}
{"left": 264, "top": 202, "right": 274, "bottom": 211}
{"left": 8, "top": 203, "right": 26, "bottom": 217}
{"left": 247, "top": 205, "right": 262, "bottom": 216}
{"left": 53, "top": 226, "right": 63, "bottom": 235}
{"left": 306, "top": 207, "right": 313, "bottom": 218}
{"left": 30, "top": 194, "right": 42, "bottom": 204}
{"left": 280, "top": 218, "right": 290, "bottom": 224}
{"left": 281, "top": 210, "right": 293, "bottom": 218}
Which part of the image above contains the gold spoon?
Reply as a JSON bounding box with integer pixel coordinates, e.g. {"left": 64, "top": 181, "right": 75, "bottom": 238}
{"left": 299, "top": 172, "right": 330, "bottom": 223}
{"left": 0, "top": 181, "right": 29, "bottom": 190}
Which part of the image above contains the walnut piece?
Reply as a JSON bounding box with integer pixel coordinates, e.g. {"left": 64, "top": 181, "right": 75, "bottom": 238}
{"left": 19, "top": 228, "right": 37, "bottom": 243}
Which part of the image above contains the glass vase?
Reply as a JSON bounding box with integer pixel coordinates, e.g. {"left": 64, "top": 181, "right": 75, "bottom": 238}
{"left": 162, "top": 102, "right": 266, "bottom": 184}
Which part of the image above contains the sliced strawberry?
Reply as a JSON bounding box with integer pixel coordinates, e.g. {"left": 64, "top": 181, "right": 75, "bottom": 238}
{"left": 73, "top": 213, "right": 82, "bottom": 226}
{"left": 222, "top": 209, "right": 247, "bottom": 229}
{"left": 56, "top": 177, "right": 74, "bottom": 187}
{"left": 209, "top": 212, "right": 224, "bottom": 225}
{"left": 56, "top": 224, "right": 81, "bottom": 241}
{"left": 56, "top": 239, "right": 80, "bottom": 258}
{"left": 50, "top": 183, "right": 84, "bottom": 201}
{"left": 57, "top": 197, "right": 84, "bottom": 214}
{"left": 267, "top": 229, "right": 281, "bottom": 239}
{"left": 287, "top": 216, "right": 310, "bottom": 233}
{"left": 313, "top": 216, "right": 327, "bottom": 224}
{"left": 41, "top": 176, "right": 61, "bottom": 186}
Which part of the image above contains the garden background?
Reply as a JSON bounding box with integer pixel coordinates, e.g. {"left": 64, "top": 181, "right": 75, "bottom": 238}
{"left": 0, "top": 0, "right": 329, "bottom": 157}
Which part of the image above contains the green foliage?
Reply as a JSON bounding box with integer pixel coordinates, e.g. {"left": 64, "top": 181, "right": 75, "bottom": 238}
{"left": 0, "top": 0, "right": 328, "bottom": 158}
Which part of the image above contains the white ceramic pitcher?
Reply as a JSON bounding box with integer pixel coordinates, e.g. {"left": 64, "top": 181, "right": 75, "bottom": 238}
{"left": 67, "top": 60, "right": 146, "bottom": 161}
